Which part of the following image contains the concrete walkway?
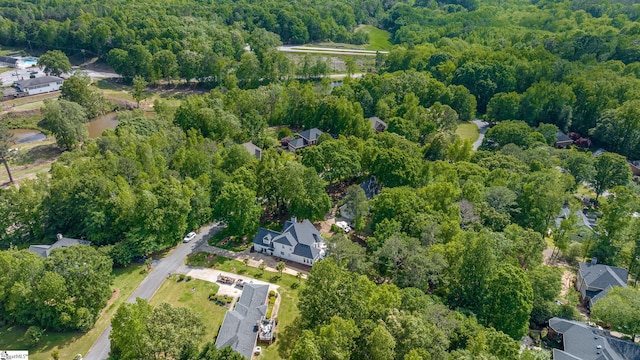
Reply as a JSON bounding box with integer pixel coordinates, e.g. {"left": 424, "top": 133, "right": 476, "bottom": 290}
{"left": 472, "top": 119, "right": 489, "bottom": 150}
{"left": 176, "top": 266, "right": 279, "bottom": 297}
{"left": 196, "top": 243, "right": 309, "bottom": 278}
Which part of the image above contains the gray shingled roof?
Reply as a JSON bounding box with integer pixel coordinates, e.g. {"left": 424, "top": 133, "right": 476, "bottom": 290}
{"left": 298, "top": 128, "right": 322, "bottom": 142}
{"left": 0, "top": 56, "right": 18, "bottom": 64}
{"left": 15, "top": 76, "right": 63, "bottom": 89}
{"left": 28, "top": 236, "right": 91, "bottom": 258}
{"left": 252, "top": 219, "right": 324, "bottom": 261}
{"left": 369, "top": 116, "right": 388, "bottom": 131}
{"left": 215, "top": 283, "right": 269, "bottom": 359}
{"left": 288, "top": 137, "right": 306, "bottom": 149}
{"left": 556, "top": 130, "right": 573, "bottom": 143}
{"left": 579, "top": 262, "right": 628, "bottom": 290}
{"left": 549, "top": 318, "right": 640, "bottom": 360}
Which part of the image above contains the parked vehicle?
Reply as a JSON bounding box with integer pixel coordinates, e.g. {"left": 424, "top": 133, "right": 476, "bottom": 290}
{"left": 183, "top": 231, "right": 197, "bottom": 243}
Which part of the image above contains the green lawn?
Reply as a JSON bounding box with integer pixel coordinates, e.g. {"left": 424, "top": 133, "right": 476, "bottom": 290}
{"left": 149, "top": 278, "right": 226, "bottom": 345}
{"left": 456, "top": 122, "right": 480, "bottom": 143}
{"left": 0, "top": 264, "right": 147, "bottom": 360}
{"left": 186, "top": 253, "right": 302, "bottom": 360}
{"left": 360, "top": 25, "right": 392, "bottom": 51}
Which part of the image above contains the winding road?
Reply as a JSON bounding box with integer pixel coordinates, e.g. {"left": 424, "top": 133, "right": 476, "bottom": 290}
{"left": 472, "top": 119, "right": 489, "bottom": 150}
{"left": 83, "top": 224, "right": 222, "bottom": 360}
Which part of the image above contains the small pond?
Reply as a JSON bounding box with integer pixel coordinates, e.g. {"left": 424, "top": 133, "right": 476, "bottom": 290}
{"left": 87, "top": 112, "right": 119, "bottom": 138}
{"left": 8, "top": 129, "right": 46, "bottom": 143}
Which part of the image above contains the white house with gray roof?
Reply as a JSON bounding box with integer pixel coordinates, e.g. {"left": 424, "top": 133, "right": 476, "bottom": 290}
{"left": 28, "top": 233, "right": 91, "bottom": 258}
{"left": 577, "top": 259, "right": 628, "bottom": 309}
{"left": 253, "top": 218, "right": 326, "bottom": 266}
{"left": 215, "top": 283, "right": 270, "bottom": 358}
{"left": 549, "top": 317, "right": 640, "bottom": 360}
{"left": 14, "top": 76, "right": 63, "bottom": 95}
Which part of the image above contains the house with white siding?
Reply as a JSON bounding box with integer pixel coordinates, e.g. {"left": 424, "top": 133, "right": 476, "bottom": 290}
{"left": 14, "top": 76, "right": 63, "bottom": 95}
{"left": 253, "top": 217, "right": 326, "bottom": 266}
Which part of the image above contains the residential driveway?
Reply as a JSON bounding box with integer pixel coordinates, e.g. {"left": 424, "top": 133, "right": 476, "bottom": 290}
{"left": 83, "top": 223, "right": 223, "bottom": 360}
{"left": 472, "top": 119, "right": 489, "bottom": 150}
{"left": 178, "top": 266, "right": 279, "bottom": 297}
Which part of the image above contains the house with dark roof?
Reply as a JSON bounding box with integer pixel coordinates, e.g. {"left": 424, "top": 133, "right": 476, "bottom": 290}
{"left": 577, "top": 259, "right": 628, "bottom": 308}
{"left": 28, "top": 234, "right": 91, "bottom": 258}
{"left": 287, "top": 128, "right": 323, "bottom": 152}
{"left": 241, "top": 142, "right": 262, "bottom": 160}
{"left": 555, "top": 130, "right": 574, "bottom": 148}
{"left": 15, "top": 76, "right": 63, "bottom": 95}
{"left": 369, "top": 117, "right": 388, "bottom": 133}
{"left": 253, "top": 217, "right": 326, "bottom": 266}
{"left": 215, "top": 283, "right": 270, "bottom": 359}
{"left": 548, "top": 317, "right": 640, "bottom": 360}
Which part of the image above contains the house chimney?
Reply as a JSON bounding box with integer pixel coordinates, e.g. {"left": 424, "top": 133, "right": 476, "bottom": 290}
{"left": 56, "top": 233, "right": 63, "bottom": 241}
{"left": 591, "top": 257, "right": 597, "bottom": 265}
{"left": 291, "top": 216, "right": 297, "bottom": 223}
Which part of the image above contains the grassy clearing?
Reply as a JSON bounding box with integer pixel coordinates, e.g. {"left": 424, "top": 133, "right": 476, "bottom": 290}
{"left": 360, "top": 25, "right": 392, "bottom": 51}
{"left": 2, "top": 113, "right": 42, "bottom": 130}
{"left": 456, "top": 122, "right": 480, "bottom": 142}
{"left": 186, "top": 253, "right": 302, "bottom": 360}
{"left": 150, "top": 278, "right": 226, "bottom": 345}
{"left": 0, "top": 265, "right": 147, "bottom": 360}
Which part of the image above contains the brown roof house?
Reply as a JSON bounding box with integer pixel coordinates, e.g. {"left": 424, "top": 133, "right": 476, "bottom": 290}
{"left": 576, "top": 258, "right": 628, "bottom": 309}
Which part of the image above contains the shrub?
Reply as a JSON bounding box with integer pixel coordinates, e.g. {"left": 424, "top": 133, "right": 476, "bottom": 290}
{"left": 269, "top": 290, "right": 276, "bottom": 297}
{"left": 331, "top": 224, "right": 344, "bottom": 233}
{"left": 186, "top": 275, "right": 192, "bottom": 282}
{"left": 178, "top": 274, "right": 186, "bottom": 282}
{"left": 22, "top": 326, "right": 44, "bottom": 347}
{"left": 291, "top": 282, "right": 299, "bottom": 289}
{"left": 266, "top": 307, "right": 273, "bottom": 319}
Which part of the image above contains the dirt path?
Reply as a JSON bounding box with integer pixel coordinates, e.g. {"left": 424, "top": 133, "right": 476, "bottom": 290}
{"left": 560, "top": 270, "right": 576, "bottom": 299}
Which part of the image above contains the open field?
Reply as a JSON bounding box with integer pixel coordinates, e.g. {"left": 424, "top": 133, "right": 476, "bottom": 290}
{"left": 149, "top": 278, "right": 226, "bottom": 345}
{"left": 186, "top": 253, "right": 302, "bottom": 359}
{"left": 360, "top": 25, "right": 393, "bottom": 51}
{"left": 456, "top": 122, "right": 480, "bottom": 143}
{"left": 0, "top": 264, "right": 147, "bottom": 360}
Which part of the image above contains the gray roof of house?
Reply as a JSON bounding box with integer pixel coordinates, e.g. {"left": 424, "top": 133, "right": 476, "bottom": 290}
{"left": 28, "top": 237, "right": 91, "bottom": 258}
{"left": 549, "top": 318, "right": 640, "bottom": 360}
{"left": 579, "top": 262, "right": 628, "bottom": 291}
{"left": 556, "top": 130, "right": 573, "bottom": 143}
{"left": 288, "top": 137, "right": 306, "bottom": 149}
{"left": 298, "top": 128, "right": 322, "bottom": 142}
{"left": 215, "top": 283, "right": 269, "bottom": 359}
{"left": 0, "top": 56, "right": 18, "bottom": 64}
{"left": 252, "top": 219, "right": 324, "bottom": 260}
{"left": 369, "top": 117, "right": 388, "bottom": 131}
{"left": 360, "top": 175, "right": 381, "bottom": 200}
{"left": 15, "top": 76, "right": 63, "bottom": 89}
{"left": 241, "top": 142, "right": 262, "bottom": 158}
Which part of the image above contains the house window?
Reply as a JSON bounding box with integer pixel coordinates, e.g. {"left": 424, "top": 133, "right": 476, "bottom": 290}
{"left": 281, "top": 251, "right": 284, "bottom": 255}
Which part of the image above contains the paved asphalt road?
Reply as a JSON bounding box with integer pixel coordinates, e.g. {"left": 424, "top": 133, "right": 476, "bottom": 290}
{"left": 83, "top": 223, "right": 221, "bottom": 360}
{"left": 472, "top": 119, "right": 489, "bottom": 150}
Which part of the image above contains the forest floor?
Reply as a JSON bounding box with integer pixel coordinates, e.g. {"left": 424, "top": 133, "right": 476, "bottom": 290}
{"left": 0, "top": 138, "right": 59, "bottom": 187}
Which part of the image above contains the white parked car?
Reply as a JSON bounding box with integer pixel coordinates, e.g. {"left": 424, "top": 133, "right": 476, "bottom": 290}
{"left": 183, "top": 232, "right": 197, "bottom": 243}
{"left": 335, "top": 221, "right": 352, "bottom": 233}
